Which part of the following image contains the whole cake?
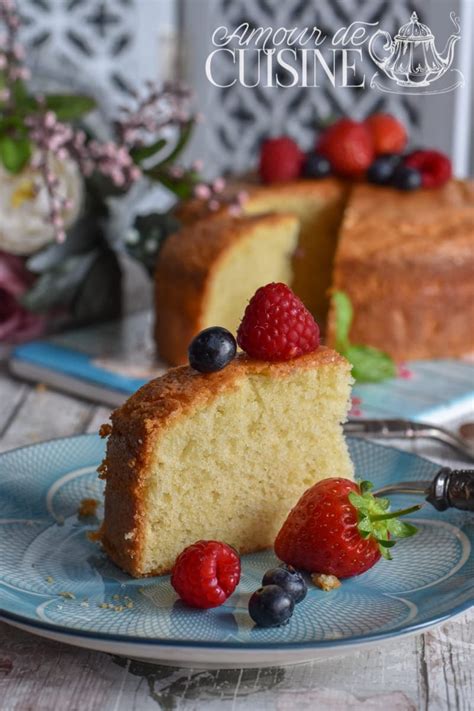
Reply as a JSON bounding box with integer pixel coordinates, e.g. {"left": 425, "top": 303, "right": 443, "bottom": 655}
{"left": 98, "top": 346, "right": 353, "bottom": 577}
{"left": 154, "top": 113, "right": 474, "bottom": 367}
{"left": 328, "top": 180, "right": 474, "bottom": 360}
{"left": 155, "top": 177, "right": 474, "bottom": 365}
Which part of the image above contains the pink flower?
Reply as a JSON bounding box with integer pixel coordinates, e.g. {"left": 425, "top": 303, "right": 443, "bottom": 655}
{"left": 0, "top": 252, "right": 46, "bottom": 343}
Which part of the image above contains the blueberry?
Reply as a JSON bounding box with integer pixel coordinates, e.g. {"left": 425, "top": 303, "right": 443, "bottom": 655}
{"left": 303, "top": 152, "right": 331, "bottom": 179}
{"left": 262, "top": 564, "right": 307, "bottom": 604}
{"left": 392, "top": 165, "right": 422, "bottom": 191}
{"left": 248, "top": 585, "right": 295, "bottom": 627}
{"left": 188, "top": 327, "right": 237, "bottom": 373}
{"left": 367, "top": 153, "right": 402, "bottom": 185}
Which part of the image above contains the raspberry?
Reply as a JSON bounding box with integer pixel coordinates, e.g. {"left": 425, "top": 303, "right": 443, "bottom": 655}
{"left": 404, "top": 150, "right": 452, "bottom": 189}
{"left": 365, "top": 113, "right": 407, "bottom": 156}
{"left": 259, "top": 137, "right": 304, "bottom": 184}
{"left": 171, "top": 540, "right": 241, "bottom": 609}
{"left": 237, "top": 283, "right": 320, "bottom": 361}
{"left": 316, "top": 118, "right": 374, "bottom": 179}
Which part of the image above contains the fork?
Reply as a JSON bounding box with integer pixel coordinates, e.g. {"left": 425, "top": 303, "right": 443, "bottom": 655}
{"left": 344, "top": 418, "right": 474, "bottom": 462}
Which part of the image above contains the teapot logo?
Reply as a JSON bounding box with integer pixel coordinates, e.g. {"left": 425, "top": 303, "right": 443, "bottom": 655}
{"left": 369, "top": 11, "right": 464, "bottom": 94}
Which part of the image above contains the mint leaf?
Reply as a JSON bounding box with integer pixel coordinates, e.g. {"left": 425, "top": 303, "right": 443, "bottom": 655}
{"left": 44, "top": 94, "right": 96, "bottom": 121}
{"left": 0, "top": 135, "right": 31, "bottom": 173}
{"left": 346, "top": 344, "right": 396, "bottom": 383}
{"left": 332, "top": 290, "right": 353, "bottom": 350}
{"left": 330, "top": 291, "right": 396, "bottom": 383}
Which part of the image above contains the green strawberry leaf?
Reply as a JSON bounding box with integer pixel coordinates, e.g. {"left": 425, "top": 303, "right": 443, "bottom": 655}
{"left": 387, "top": 519, "right": 418, "bottom": 538}
{"left": 376, "top": 538, "right": 397, "bottom": 548}
{"left": 348, "top": 479, "right": 420, "bottom": 563}
{"left": 348, "top": 492, "right": 367, "bottom": 509}
{"left": 359, "top": 480, "right": 374, "bottom": 494}
{"left": 345, "top": 344, "right": 396, "bottom": 383}
{"left": 0, "top": 135, "right": 31, "bottom": 173}
{"left": 332, "top": 290, "right": 353, "bottom": 351}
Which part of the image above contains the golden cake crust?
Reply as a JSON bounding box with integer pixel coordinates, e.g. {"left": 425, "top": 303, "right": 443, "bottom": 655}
{"left": 155, "top": 211, "right": 298, "bottom": 365}
{"left": 328, "top": 180, "right": 474, "bottom": 360}
{"left": 99, "top": 348, "right": 350, "bottom": 576}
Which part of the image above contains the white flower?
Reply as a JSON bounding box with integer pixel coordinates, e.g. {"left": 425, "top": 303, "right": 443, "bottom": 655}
{"left": 0, "top": 155, "right": 84, "bottom": 255}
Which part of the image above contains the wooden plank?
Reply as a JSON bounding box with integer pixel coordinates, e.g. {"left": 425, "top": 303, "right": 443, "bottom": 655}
{"left": 0, "top": 373, "right": 28, "bottom": 436}
{"left": 0, "top": 386, "right": 93, "bottom": 453}
{"left": 417, "top": 609, "right": 474, "bottom": 711}
{"left": 0, "top": 621, "right": 422, "bottom": 711}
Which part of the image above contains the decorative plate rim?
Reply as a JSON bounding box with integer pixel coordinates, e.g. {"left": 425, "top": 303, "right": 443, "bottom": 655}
{"left": 1, "top": 599, "right": 473, "bottom": 653}
{"left": 0, "top": 433, "right": 473, "bottom": 653}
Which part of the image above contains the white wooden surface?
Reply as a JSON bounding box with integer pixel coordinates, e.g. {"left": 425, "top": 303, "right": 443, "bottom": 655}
{"left": 0, "top": 368, "right": 472, "bottom": 710}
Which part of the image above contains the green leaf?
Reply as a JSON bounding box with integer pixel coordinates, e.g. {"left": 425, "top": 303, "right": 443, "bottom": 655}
{"left": 348, "top": 492, "right": 367, "bottom": 510}
{"left": 359, "top": 480, "right": 374, "bottom": 494}
{"left": 332, "top": 290, "right": 353, "bottom": 351}
{"left": 0, "top": 135, "right": 31, "bottom": 173}
{"left": 44, "top": 94, "right": 96, "bottom": 121}
{"left": 387, "top": 519, "right": 418, "bottom": 538}
{"left": 149, "top": 170, "right": 197, "bottom": 200}
{"left": 379, "top": 547, "right": 393, "bottom": 560}
{"left": 130, "top": 138, "right": 167, "bottom": 164}
{"left": 156, "top": 119, "right": 194, "bottom": 167}
{"left": 345, "top": 344, "right": 396, "bottom": 383}
{"left": 376, "top": 538, "right": 397, "bottom": 548}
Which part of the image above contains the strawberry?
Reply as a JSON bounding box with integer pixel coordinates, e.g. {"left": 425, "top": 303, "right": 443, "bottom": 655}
{"left": 365, "top": 113, "right": 407, "bottom": 156}
{"left": 316, "top": 119, "right": 374, "bottom": 179}
{"left": 259, "top": 136, "right": 304, "bottom": 184}
{"left": 275, "top": 478, "right": 420, "bottom": 578}
{"left": 404, "top": 150, "right": 452, "bottom": 189}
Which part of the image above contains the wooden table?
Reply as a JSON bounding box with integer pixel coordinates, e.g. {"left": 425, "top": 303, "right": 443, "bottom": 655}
{"left": 0, "top": 367, "right": 472, "bottom": 710}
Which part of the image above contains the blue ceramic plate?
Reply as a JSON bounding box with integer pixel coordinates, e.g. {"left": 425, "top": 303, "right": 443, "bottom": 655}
{"left": 0, "top": 435, "right": 472, "bottom": 667}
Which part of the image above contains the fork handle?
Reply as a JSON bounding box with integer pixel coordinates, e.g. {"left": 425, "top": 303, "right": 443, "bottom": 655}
{"left": 426, "top": 469, "right": 474, "bottom": 511}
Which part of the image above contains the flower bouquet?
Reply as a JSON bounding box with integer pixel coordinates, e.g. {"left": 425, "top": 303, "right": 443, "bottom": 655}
{"left": 0, "top": 0, "right": 207, "bottom": 343}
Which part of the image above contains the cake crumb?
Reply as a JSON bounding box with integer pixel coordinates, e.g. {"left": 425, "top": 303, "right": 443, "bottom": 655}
{"left": 99, "top": 424, "right": 112, "bottom": 438}
{"left": 45, "top": 576, "right": 54, "bottom": 584}
{"left": 35, "top": 382, "right": 47, "bottom": 393}
{"left": 58, "top": 591, "right": 76, "bottom": 600}
{"left": 87, "top": 529, "right": 102, "bottom": 542}
{"left": 78, "top": 498, "right": 99, "bottom": 518}
{"left": 312, "top": 573, "right": 341, "bottom": 592}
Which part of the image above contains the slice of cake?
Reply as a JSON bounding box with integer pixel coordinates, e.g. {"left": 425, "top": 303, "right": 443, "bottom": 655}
{"left": 155, "top": 212, "right": 299, "bottom": 365}
{"left": 160, "top": 178, "right": 347, "bottom": 365}
{"left": 328, "top": 180, "right": 474, "bottom": 360}
{"left": 98, "top": 347, "right": 353, "bottom": 577}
